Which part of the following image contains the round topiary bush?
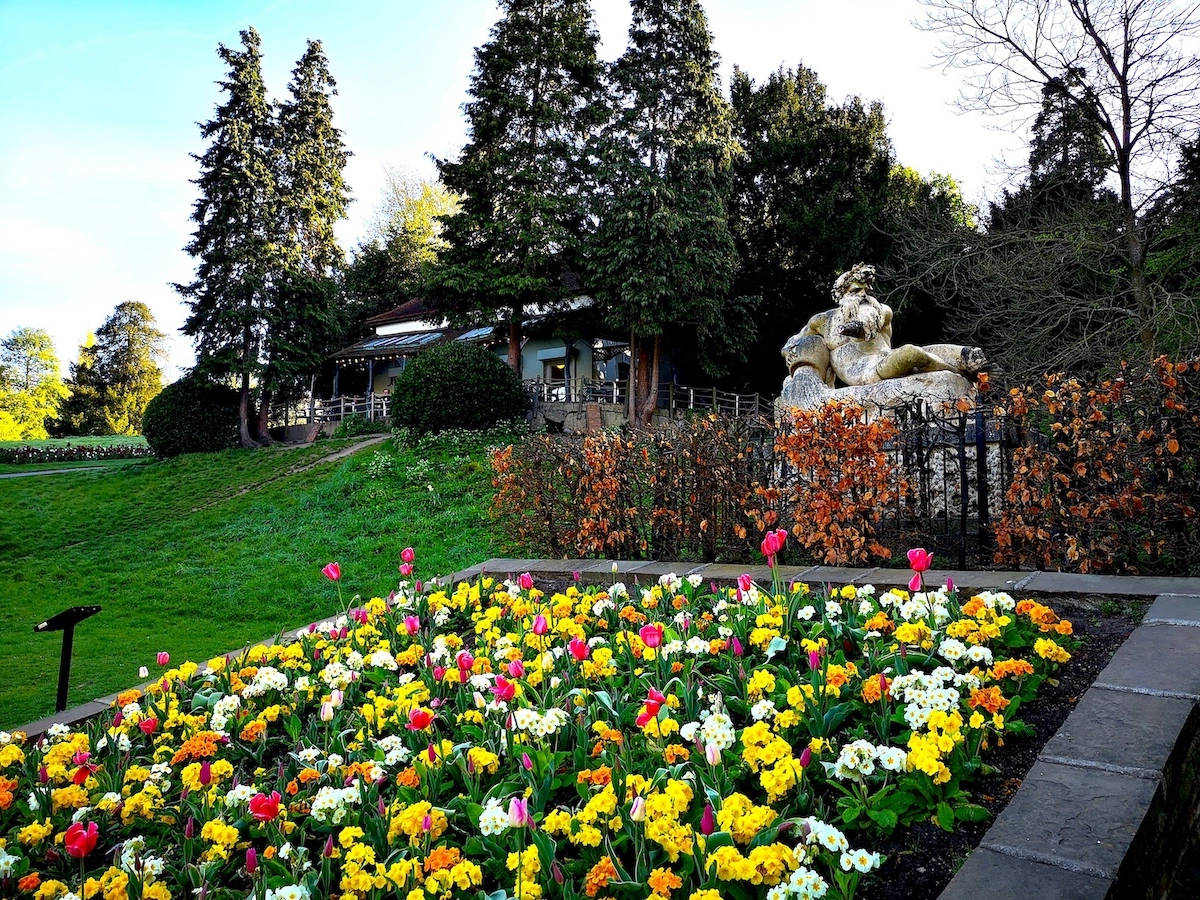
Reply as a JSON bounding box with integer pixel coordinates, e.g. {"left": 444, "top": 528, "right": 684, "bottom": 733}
{"left": 141, "top": 374, "right": 240, "bottom": 458}
{"left": 392, "top": 342, "right": 527, "bottom": 435}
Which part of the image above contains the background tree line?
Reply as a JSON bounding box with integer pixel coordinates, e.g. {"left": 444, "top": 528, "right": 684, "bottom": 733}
{"left": 185, "top": 0, "right": 1200, "bottom": 436}
{"left": 0, "top": 302, "right": 165, "bottom": 439}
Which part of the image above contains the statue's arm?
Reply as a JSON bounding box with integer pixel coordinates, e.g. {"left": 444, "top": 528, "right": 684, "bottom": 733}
{"left": 799, "top": 312, "right": 829, "bottom": 339}
{"left": 878, "top": 304, "right": 894, "bottom": 345}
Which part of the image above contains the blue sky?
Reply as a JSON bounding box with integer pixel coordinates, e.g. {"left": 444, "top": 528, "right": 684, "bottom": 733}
{"left": 0, "top": 0, "right": 1019, "bottom": 379}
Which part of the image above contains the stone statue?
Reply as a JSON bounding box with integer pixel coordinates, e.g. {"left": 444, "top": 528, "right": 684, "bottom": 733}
{"left": 778, "top": 264, "right": 986, "bottom": 415}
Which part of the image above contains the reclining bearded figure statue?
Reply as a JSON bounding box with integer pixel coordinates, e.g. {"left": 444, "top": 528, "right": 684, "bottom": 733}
{"left": 778, "top": 264, "right": 987, "bottom": 414}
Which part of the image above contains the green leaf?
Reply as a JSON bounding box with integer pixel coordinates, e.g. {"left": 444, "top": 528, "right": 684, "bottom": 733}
{"left": 935, "top": 801, "right": 955, "bottom": 832}
{"left": 953, "top": 803, "right": 991, "bottom": 823}
{"left": 866, "top": 807, "right": 899, "bottom": 831}
{"left": 765, "top": 636, "right": 789, "bottom": 660}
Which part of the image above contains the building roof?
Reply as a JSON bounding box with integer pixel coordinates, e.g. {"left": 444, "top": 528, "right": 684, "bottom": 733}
{"left": 332, "top": 324, "right": 500, "bottom": 363}
{"left": 363, "top": 298, "right": 435, "bottom": 327}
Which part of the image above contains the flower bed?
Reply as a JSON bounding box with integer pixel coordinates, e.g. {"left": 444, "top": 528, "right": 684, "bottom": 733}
{"left": 0, "top": 443, "right": 152, "bottom": 465}
{"left": 0, "top": 554, "right": 1076, "bottom": 900}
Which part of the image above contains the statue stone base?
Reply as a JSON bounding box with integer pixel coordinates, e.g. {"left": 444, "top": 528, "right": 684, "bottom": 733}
{"left": 776, "top": 367, "right": 976, "bottom": 419}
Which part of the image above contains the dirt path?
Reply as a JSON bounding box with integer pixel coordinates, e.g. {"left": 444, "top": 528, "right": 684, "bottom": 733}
{"left": 188, "top": 435, "right": 391, "bottom": 512}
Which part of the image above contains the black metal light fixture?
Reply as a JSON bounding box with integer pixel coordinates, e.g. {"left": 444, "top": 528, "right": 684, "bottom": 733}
{"left": 34, "top": 606, "right": 101, "bottom": 712}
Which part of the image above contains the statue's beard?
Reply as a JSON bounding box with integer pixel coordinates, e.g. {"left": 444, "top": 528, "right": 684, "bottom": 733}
{"left": 837, "top": 301, "right": 880, "bottom": 341}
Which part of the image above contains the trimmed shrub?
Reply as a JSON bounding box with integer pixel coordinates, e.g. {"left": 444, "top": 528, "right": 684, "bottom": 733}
{"left": 141, "top": 374, "right": 240, "bottom": 458}
{"left": 392, "top": 342, "right": 527, "bottom": 435}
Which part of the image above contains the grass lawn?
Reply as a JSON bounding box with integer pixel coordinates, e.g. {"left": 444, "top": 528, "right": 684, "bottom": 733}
{"left": 0, "top": 433, "right": 505, "bottom": 730}
{"left": 0, "top": 458, "right": 150, "bottom": 475}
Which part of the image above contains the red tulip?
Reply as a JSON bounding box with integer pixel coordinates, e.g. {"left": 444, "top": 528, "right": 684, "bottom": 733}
{"left": 568, "top": 637, "right": 589, "bottom": 661}
{"left": 407, "top": 708, "right": 435, "bottom": 731}
{"left": 492, "top": 677, "right": 516, "bottom": 702}
{"left": 138, "top": 716, "right": 158, "bottom": 735}
{"left": 639, "top": 623, "right": 664, "bottom": 649}
{"left": 321, "top": 562, "right": 341, "bottom": 582}
{"left": 457, "top": 651, "right": 474, "bottom": 672}
{"left": 249, "top": 791, "right": 281, "bottom": 822}
{"left": 401, "top": 547, "right": 415, "bottom": 564}
{"left": 64, "top": 821, "right": 98, "bottom": 858}
{"left": 907, "top": 548, "right": 933, "bottom": 573}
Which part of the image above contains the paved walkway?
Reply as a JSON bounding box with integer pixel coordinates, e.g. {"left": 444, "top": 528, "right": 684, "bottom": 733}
{"left": 452, "top": 557, "right": 1200, "bottom": 597}
{"left": 0, "top": 466, "right": 108, "bottom": 479}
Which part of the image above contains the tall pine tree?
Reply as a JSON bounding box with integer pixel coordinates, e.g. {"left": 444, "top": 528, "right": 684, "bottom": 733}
{"left": 257, "top": 39, "right": 351, "bottom": 438}
{"left": 177, "top": 27, "right": 277, "bottom": 447}
{"left": 587, "top": 0, "right": 737, "bottom": 424}
{"left": 430, "top": 0, "right": 607, "bottom": 370}
{"left": 93, "top": 301, "right": 165, "bottom": 435}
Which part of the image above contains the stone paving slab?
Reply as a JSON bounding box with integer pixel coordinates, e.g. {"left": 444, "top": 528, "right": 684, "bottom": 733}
{"left": 1143, "top": 593, "right": 1200, "bottom": 626}
{"left": 940, "top": 847, "right": 1112, "bottom": 900}
{"left": 1039, "top": 688, "right": 1198, "bottom": 779}
{"left": 1021, "top": 571, "right": 1200, "bottom": 596}
{"left": 980, "top": 759, "right": 1161, "bottom": 880}
{"left": 1093, "top": 625, "right": 1200, "bottom": 701}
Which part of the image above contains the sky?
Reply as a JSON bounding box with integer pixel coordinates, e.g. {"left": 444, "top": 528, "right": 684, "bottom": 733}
{"left": 0, "top": 0, "right": 1025, "bottom": 380}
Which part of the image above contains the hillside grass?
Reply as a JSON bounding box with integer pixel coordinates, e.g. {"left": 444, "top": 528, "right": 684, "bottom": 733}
{"left": 0, "top": 435, "right": 148, "bottom": 449}
{"left": 0, "top": 432, "right": 506, "bottom": 730}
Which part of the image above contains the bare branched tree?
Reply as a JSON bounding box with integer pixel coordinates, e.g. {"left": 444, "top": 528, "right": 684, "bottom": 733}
{"left": 919, "top": 0, "right": 1200, "bottom": 350}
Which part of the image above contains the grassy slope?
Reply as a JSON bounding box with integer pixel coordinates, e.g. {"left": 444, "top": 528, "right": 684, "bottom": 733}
{"left": 0, "top": 436, "right": 501, "bottom": 730}
{"left": 0, "top": 436, "right": 148, "bottom": 449}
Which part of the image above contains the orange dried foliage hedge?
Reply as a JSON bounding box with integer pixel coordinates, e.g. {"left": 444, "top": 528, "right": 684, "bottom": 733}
{"left": 759, "top": 403, "right": 905, "bottom": 566}
{"left": 994, "top": 357, "right": 1199, "bottom": 574}
{"left": 491, "top": 415, "right": 768, "bottom": 562}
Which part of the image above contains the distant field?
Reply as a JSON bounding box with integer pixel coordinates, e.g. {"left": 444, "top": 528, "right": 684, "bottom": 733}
{"left": 0, "top": 433, "right": 504, "bottom": 730}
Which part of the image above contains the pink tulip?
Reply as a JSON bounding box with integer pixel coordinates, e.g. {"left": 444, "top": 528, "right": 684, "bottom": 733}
{"left": 639, "top": 623, "right": 664, "bottom": 649}
{"left": 568, "top": 637, "right": 589, "bottom": 661}
{"left": 508, "top": 796, "right": 534, "bottom": 828}
{"left": 572, "top": 570, "right": 581, "bottom": 582}
{"left": 532, "top": 614, "right": 548, "bottom": 635}
{"left": 492, "top": 677, "right": 516, "bottom": 702}
{"left": 730, "top": 636, "right": 744, "bottom": 657}
{"left": 457, "top": 650, "right": 474, "bottom": 672}
{"left": 737, "top": 574, "right": 753, "bottom": 593}
{"left": 518, "top": 572, "right": 534, "bottom": 591}
{"left": 198, "top": 760, "right": 212, "bottom": 786}
{"left": 321, "top": 562, "right": 341, "bottom": 582}
{"left": 508, "top": 659, "right": 525, "bottom": 678}
{"left": 808, "top": 649, "right": 821, "bottom": 670}
{"left": 399, "top": 562, "right": 413, "bottom": 576}
{"left": 909, "top": 572, "right": 923, "bottom": 593}
{"left": 630, "top": 796, "right": 646, "bottom": 821}
{"left": 156, "top": 651, "right": 170, "bottom": 666}
{"left": 428, "top": 743, "right": 437, "bottom": 763}
{"left": 907, "top": 547, "right": 933, "bottom": 572}
{"left": 323, "top": 835, "right": 335, "bottom": 858}
{"left": 799, "top": 746, "right": 812, "bottom": 768}
{"left": 700, "top": 802, "right": 715, "bottom": 835}
{"left": 705, "top": 743, "right": 720, "bottom": 765}
{"left": 404, "top": 616, "right": 420, "bottom": 635}
{"left": 414, "top": 580, "right": 423, "bottom": 593}
{"left": 401, "top": 547, "right": 415, "bottom": 564}
{"left": 433, "top": 665, "right": 447, "bottom": 682}
{"left": 946, "top": 576, "right": 956, "bottom": 594}
{"left": 185, "top": 816, "right": 195, "bottom": 839}
{"left": 113, "top": 710, "right": 124, "bottom": 727}
{"left": 552, "top": 859, "right": 565, "bottom": 885}
{"left": 246, "top": 848, "right": 258, "bottom": 875}
{"left": 522, "top": 752, "right": 533, "bottom": 771}
{"left": 38, "top": 765, "right": 48, "bottom": 784}
{"left": 422, "top": 813, "right": 433, "bottom": 832}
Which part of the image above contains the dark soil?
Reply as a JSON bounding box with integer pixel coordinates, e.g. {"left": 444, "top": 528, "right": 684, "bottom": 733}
{"left": 861, "top": 593, "right": 1146, "bottom": 900}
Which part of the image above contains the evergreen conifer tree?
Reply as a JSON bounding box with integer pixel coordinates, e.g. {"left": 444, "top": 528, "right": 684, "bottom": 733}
{"left": 587, "top": 0, "right": 737, "bottom": 424}
{"left": 430, "top": 0, "right": 607, "bottom": 370}
{"left": 257, "top": 39, "right": 351, "bottom": 438}
{"left": 54, "top": 335, "right": 110, "bottom": 436}
{"left": 176, "top": 27, "right": 278, "bottom": 447}
{"left": 94, "top": 301, "right": 166, "bottom": 434}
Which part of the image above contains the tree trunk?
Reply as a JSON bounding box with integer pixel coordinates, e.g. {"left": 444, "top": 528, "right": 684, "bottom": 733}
{"left": 255, "top": 387, "right": 274, "bottom": 445}
{"left": 508, "top": 302, "right": 522, "bottom": 373}
{"left": 628, "top": 328, "right": 638, "bottom": 429}
{"left": 1118, "top": 152, "right": 1154, "bottom": 352}
{"left": 238, "top": 371, "right": 260, "bottom": 449}
{"left": 638, "top": 334, "right": 661, "bottom": 427}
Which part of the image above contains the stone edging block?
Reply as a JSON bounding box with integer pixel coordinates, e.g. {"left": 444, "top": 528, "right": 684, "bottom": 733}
{"left": 941, "top": 600, "right": 1200, "bottom": 899}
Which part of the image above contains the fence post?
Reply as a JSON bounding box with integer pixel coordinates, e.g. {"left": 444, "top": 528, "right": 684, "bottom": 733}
{"left": 975, "top": 405, "right": 990, "bottom": 552}
{"left": 957, "top": 412, "right": 969, "bottom": 569}
{"left": 735, "top": 394, "right": 740, "bottom": 417}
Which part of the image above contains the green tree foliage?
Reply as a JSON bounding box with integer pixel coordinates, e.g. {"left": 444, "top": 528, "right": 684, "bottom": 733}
{"left": 430, "top": 0, "right": 607, "bottom": 371}
{"left": 53, "top": 335, "right": 111, "bottom": 437}
{"left": 1146, "top": 138, "right": 1200, "bottom": 354}
{"left": 177, "top": 30, "right": 350, "bottom": 448}
{"left": 0, "top": 327, "right": 67, "bottom": 439}
{"left": 343, "top": 169, "right": 460, "bottom": 327}
{"left": 141, "top": 374, "right": 241, "bottom": 458}
{"left": 392, "top": 342, "right": 527, "bottom": 435}
{"left": 588, "top": 0, "right": 738, "bottom": 423}
{"left": 93, "top": 301, "right": 166, "bottom": 434}
{"left": 177, "top": 28, "right": 277, "bottom": 448}
{"left": 727, "top": 63, "right": 893, "bottom": 394}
